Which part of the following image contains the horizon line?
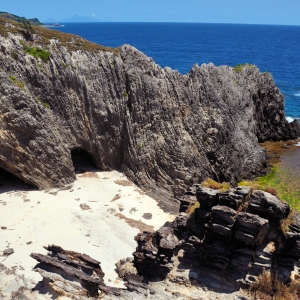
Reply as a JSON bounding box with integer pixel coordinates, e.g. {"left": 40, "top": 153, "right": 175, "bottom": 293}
{"left": 42, "top": 21, "right": 300, "bottom": 27}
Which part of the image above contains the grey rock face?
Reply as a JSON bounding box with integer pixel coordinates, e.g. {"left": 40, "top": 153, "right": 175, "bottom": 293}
{"left": 0, "top": 29, "right": 299, "bottom": 212}
{"left": 249, "top": 190, "right": 290, "bottom": 220}
{"left": 133, "top": 185, "right": 300, "bottom": 292}
{"left": 235, "top": 212, "right": 269, "bottom": 245}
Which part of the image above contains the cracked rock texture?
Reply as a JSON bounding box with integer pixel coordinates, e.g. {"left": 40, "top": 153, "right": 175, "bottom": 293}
{"left": 0, "top": 27, "right": 299, "bottom": 212}
{"left": 133, "top": 186, "right": 300, "bottom": 293}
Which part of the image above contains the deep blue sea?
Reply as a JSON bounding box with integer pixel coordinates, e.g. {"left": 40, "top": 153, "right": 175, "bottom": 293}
{"left": 51, "top": 23, "right": 300, "bottom": 121}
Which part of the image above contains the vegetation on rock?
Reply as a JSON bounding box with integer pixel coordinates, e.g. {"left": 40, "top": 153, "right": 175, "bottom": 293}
{"left": 9, "top": 75, "right": 25, "bottom": 89}
{"left": 249, "top": 270, "right": 300, "bottom": 300}
{"left": 233, "top": 63, "right": 253, "bottom": 73}
{"left": 23, "top": 45, "right": 51, "bottom": 62}
{"left": 0, "top": 12, "right": 43, "bottom": 25}
{"left": 239, "top": 140, "right": 300, "bottom": 210}
{"left": 200, "top": 178, "right": 230, "bottom": 192}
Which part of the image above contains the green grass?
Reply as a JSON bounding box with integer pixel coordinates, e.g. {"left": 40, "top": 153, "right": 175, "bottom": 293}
{"left": 9, "top": 75, "right": 25, "bottom": 89}
{"left": 239, "top": 165, "right": 300, "bottom": 211}
{"left": 233, "top": 63, "right": 253, "bottom": 73}
{"left": 42, "top": 101, "right": 50, "bottom": 108}
{"left": 23, "top": 45, "right": 51, "bottom": 62}
{"left": 0, "top": 17, "right": 119, "bottom": 55}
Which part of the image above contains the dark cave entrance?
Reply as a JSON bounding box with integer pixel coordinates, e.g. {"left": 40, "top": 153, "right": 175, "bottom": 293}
{"left": 0, "top": 167, "right": 36, "bottom": 192}
{"left": 71, "top": 148, "right": 97, "bottom": 174}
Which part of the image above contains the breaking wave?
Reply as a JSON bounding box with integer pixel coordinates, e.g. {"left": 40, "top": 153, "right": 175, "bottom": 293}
{"left": 286, "top": 116, "right": 295, "bottom": 123}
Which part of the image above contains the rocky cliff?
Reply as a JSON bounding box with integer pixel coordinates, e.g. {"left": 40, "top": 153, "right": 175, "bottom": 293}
{"left": 132, "top": 186, "right": 300, "bottom": 297}
{"left": 0, "top": 18, "right": 299, "bottom": 212}
{"left": 12, "top": 186, "right": 299, "bottom": 299}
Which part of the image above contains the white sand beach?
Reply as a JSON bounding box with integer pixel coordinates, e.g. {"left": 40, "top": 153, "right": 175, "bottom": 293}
{"left": 0, "top": 168, "right": 174, "bottom": 297}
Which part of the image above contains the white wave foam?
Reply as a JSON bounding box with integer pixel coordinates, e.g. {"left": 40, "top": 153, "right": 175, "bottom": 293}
{"left": 286, "top": 116, "right": 295, "bottom": 123}
{"left": 296, "top": 142, "right": 300, "bottom": 147}
{"left": 295, "top": 93, "right": 300, "bottom": 97}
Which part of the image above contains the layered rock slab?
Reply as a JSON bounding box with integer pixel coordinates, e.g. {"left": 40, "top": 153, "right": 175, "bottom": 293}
{"left": 133, "top": 186, "right": 300, "bottom": 291}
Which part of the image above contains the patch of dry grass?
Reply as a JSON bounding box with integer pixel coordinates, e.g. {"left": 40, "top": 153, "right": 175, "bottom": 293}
{"left": 115, "top": 213, "right": 154, "bottom": 232}
{"left": 187, "top": 202, "right": 200, "bottom": 215}
{"left": 280, "top": 209, "right": 297, "bottom": 235}
{"left": 79, "top": 172, "right": 98, "bottom": 178}
{"left": 114, "top": 180, "right": 133, "bottom": 186}
{"left": 187, "top": 202, "right": 200, "bottom": 228}
{"left": 200, "top": 178, "right": 230, "bottom": 192}
{"left": 248, "top": 270, "right": 300, "bottom": 300}
{"left": 239, "top": 180, "right": 278, "bottom": 196}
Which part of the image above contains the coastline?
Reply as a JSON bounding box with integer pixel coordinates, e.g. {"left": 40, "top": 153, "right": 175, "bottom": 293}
{"left": 245, "top": 139, "right": 300, "bottom": 209}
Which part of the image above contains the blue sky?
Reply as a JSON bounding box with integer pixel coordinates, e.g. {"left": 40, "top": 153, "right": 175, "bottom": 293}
{"left": 1, "top": 0, "right": 300, "bottom": 25}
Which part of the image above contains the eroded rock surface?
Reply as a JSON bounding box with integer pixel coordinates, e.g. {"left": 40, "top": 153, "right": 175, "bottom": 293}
{"left": 133, "top": 186, "right": 300, "bottom": 292}
{"left": 0, "top": 22, "right": 300, "bottom": 212}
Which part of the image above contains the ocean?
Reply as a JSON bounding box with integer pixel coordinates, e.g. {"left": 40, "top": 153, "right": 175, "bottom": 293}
{"left": 51, "top": 22, "right": 300, "bottom": 122}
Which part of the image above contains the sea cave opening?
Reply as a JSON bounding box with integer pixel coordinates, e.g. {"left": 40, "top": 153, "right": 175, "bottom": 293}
{"left": 71, "top": 148, "right": 97, "bottom": 174}
{"left": 0, "top": 167, "right": 35, "bottom": 192}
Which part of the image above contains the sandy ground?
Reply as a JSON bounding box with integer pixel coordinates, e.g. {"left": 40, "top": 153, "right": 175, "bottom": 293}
{"left": 0, "top": 166, "right": 174, "bottom": 297}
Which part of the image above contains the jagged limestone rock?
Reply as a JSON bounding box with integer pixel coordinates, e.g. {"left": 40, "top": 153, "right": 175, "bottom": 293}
{"left": 0, "top": 26, "right": 300, "bottom": 212}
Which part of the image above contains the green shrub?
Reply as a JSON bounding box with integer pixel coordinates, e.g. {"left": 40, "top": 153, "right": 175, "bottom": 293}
{"left": 23, "top": 45, "right": 51, "bottom": 62}
{"left": 35, "top": 98, "right": 41, "bottom": 103}
{"left": 123, "top": 91, "right": 128, "bottom": 97}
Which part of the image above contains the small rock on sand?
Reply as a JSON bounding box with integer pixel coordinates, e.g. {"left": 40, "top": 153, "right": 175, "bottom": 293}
{"left": 3, "top": 248, "right": 14, "bottom": 256}
{"left": 80, "top": 203, "right": 91, "bottom": 210}
{"left": 142, "top": 213, "right": 153, "bottom": 220}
